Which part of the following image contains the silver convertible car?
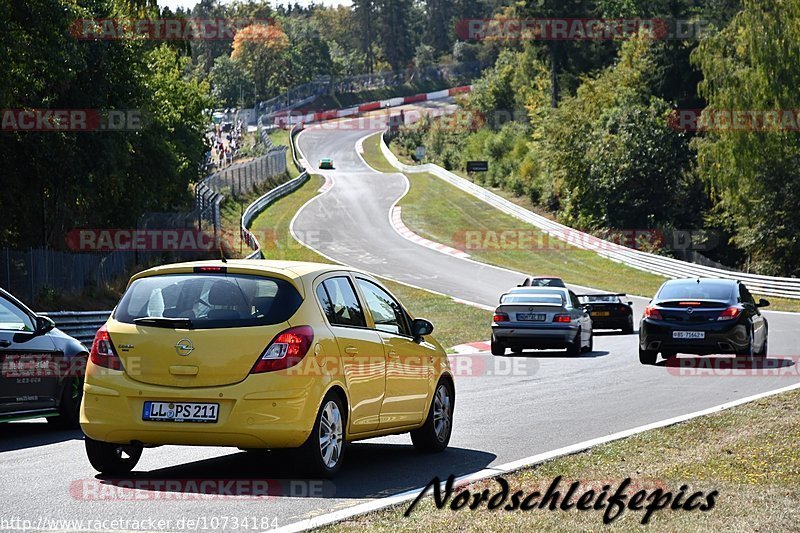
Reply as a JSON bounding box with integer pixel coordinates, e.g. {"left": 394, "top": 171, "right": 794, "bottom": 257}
{"left": 491, "top": 287, "right": 593, "bottom": 356}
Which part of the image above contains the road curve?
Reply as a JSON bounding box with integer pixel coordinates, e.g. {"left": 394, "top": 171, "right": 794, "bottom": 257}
{"left": 2, "top": 106, "right": 798, "bottom": 532}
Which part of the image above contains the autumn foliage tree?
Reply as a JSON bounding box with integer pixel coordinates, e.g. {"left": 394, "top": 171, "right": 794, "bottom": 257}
{"left": 231, "top": 23, "right": 290, "bottom": 101}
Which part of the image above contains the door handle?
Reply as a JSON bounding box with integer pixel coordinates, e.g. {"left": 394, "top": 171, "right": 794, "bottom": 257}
{"left": 0, "top": 340, "right": 10, "bottom": 347}
{"left": 344, "top": 346, "right": 359, "bottom": 355}
{"left": 387, "top": 349, "right": 398, "bottom": 358}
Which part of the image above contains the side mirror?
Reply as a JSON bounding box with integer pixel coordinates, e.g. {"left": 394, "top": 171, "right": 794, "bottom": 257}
{"left": 411, "top": 318, "right": 434, "bottom": 340}
{"left": 756, "top": 298, "right": 770, "bottom": 308}
{"left": 627, "top": 301, "right": 633, "bottom": 306}
{"left": 35, "top": 315, "right": 56, "bottom": 334}
{"left": 581, "top": 304, "right": 592, "bottom": 312}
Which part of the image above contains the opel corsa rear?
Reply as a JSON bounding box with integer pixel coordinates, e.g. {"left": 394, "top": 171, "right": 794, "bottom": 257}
{"left": 81, "top": 260, "right": 454, "bottom": 477}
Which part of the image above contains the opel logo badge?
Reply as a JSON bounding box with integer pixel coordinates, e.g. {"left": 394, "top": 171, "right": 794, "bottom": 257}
{"left": 175, "top": 338, "right": 194, "bottom": 356}
{"left": 686, "top": 307, "right": 694, "bottom": 315}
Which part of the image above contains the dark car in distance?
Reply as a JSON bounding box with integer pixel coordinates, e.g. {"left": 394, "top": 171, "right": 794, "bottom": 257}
{"left": 0, "top": 287, "right": 87, "bottom": 428}
{"left": 578, "top": 293, "right": 634, "bottom": 333}
{"left": 638, "top": 278, "right": 769, "bottom": 365}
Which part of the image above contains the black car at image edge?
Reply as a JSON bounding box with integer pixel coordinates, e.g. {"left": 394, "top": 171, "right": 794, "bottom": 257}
{"left": 639, "top": 278, "right": 769, "bottom": 365}
{"left": 0, "top": 287, "right": 88, "bottom": 428}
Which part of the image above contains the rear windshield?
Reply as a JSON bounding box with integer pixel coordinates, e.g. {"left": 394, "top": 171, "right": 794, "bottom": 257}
{"left": 501, "top": 294, "right": 564, "bottom": 305}
{"left": 657, "top": 281, "right": 735, "bottom": 302}
{"left": 115, "top": 273, "right": 302, "bottom": 328}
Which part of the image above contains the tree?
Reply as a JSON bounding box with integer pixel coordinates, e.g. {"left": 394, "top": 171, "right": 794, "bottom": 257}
{"left": 209, "top": 55, "right": 255, "bottom": 107}
{"left": 231, "top": 22, "right": 290, "bottom": 101}
{"left": 692, "top": 0, "right": 800, "bottom": 275}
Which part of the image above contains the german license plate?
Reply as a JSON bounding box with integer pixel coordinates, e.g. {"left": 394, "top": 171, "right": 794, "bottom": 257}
{"left": 592, "top": 311, "right": 610, "bottom": 317}
{"left": 673, "top": 331, "right": 705, "bottom": 339}
{"left": 143, "top": 401, "right": 219, "bottom": 423}
{"left": 517, "top": 313, "right": 546, "bottom": 322}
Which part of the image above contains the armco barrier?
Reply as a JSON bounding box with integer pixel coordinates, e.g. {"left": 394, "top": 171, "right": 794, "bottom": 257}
{"left": 380, "top": 132, "right": 800, "bottom": 299}
{"left": 41, "top": 310, "right": 110, "bottom": 346}
{"left": 241, "top": 125, "right": 309, "bottom": 259}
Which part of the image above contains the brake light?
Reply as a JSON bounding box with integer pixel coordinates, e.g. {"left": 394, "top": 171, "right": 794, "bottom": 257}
{"left": 644, "top": 306, "right": 663, "bottom": 320}
{"left": 193, "top": 266, "right": 227, "bottom": 273}
{"left": 618, "top": 305, "right": 628, "bottom": 312}
{"left": 251, "top": 326, "right": 314, "bottom": 373}
{"left": 89, "top": 325, "right": 123, "bottom": 370}
{"left": 493, "top": 312, "right": 509, "bottom": 323}
{"left": 553, "top": 315, "right": 571, "bottom": 323}
{"left": 717, "top": 306, "right": 742, "bottom": 321}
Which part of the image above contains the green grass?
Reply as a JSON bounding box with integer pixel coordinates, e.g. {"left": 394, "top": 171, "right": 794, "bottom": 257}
{"left": 360, "top": 132, "right": 397, "bottom": 173}
{"left": 327, "top": 388, "right": 800, "bottom": 532}
{"left": 248, "top": 174, "right": 491, "bottom": 349}
{"left": 267, "top": 128, "right": 301, "bottom": 178}
{"left": 400, "top": 170, "right": 668, "bottom": 298}
{"left": 368, "top": 133, "right": 800, "bottom": 312}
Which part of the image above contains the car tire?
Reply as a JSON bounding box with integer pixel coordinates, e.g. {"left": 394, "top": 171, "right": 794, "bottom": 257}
{"left": 47, "top": 376, "right": 84, "bottom": 430}
{"left": 755, "top": 326, "right": 768, "bottom": 358}
{"left": 297, "top": 392, "right": 347, "bottom": 478}
{"left": 639, "top": 347, "right": 658, "bottom": 365}
{"left": 490, "top": 340, "right": 505, "bottom": 356}
{"left": 736, "top": 328, "right": 756, "bottom": 359}
{"left": 581, "top": 332, "right": 593, "bottom": 353}
{"left": 661, "top": 351, "right": 677, "bottom": 360}
{"left": 411, "top": 379, "right": 454, "bottom": 453}
{"left": 85, "top": 437, "right": 143, "bottom": 475}
{"left": 566, "top": 329, "right": 581, "bottom": 356}
{"left": 511, "top": 347, "right": 524, "bottom": 355}
{"left": 622, "top": 316, "right": 634, "bottom": 334}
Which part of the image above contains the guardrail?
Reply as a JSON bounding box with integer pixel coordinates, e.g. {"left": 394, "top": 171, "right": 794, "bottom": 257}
{"left": 241, "top": 125, "right": 309, "bottom": 259}
{"left": 41, "top": 310, "right": 110, "bottom": 346}
{"left": 380, "top": 132, "right": 800, "bottom": 300}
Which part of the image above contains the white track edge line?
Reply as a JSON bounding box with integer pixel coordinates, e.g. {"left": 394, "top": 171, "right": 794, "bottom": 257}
{"left": 272, "top": 380, "right": 800, "bottom": 533}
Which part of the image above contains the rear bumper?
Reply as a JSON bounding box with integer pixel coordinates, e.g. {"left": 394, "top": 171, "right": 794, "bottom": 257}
{"left": 590, "top": 316, "right": 630, "bottom": 329}
{"left": 492, "top": 324, "right": 576, "bottom": 348}
{"left": 639, "top": 319, "right": 750, "bottom": 355}
{"left": 80, "top": 365, "right": 329, "bottom": 449}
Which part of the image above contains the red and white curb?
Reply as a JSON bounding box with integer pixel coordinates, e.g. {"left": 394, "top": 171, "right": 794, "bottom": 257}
{"left": 275, "top": 85, "right": 471, "bottom": 127}
{"left": 390, "top": 206, "right": 470, "bottom": 259}
{"left": 451, "top": 340, "right": 491, "bottom": 354}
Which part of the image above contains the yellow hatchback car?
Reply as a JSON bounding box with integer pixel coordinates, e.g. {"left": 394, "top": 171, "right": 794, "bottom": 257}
{"left": 81, "top": 260, "right": 454, "bottom": 477}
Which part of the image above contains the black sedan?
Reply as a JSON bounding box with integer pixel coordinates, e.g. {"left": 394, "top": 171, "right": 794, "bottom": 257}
{"left": 578, "top": 293, "right": 634, "bottom": 333}
{"left": 0, "top": 287, "right": 87, "bottom": 428}
{"left": 639, "top": 278, "right": 769, "bottom": 365}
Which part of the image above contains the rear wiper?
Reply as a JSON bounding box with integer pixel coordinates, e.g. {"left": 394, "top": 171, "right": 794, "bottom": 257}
{"left": 134, "top": 317, "right": 193, "bottom": 329}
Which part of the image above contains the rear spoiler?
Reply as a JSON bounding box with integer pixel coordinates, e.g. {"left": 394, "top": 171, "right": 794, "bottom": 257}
{"left": 578, "top": 293, "right": 627, "bottom": 298}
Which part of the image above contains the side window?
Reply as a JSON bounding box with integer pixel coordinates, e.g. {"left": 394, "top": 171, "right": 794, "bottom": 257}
{"left": 739, "top": 284, "right": 755, "bottom": 305}
{"left": 0, "top": 295, "right": 34, "bottom": 332}
{"left": 319, "top": 277, "right": 367, "bottom": 328}
{"left": 356, "top": 279, "right": 411, "bottom": 336}
{"left": 569, "top": 291, "right": 580, "bottom": 309}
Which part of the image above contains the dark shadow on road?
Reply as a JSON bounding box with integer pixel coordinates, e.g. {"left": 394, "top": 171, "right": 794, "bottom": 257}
{"left": 508, "top": 350, "right": 611, "bottom": 359}
{"left": 0, "top": 421, "right": 83, "bottom": 452}
{"left": 593, "top": 330, "right": 638, "bottom": 337}
{"left": 95, "top": 443, "right": 496, "bottom": 500}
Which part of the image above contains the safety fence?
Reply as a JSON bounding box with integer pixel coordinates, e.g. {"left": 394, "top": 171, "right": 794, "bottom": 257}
{"left": 241, "top": 125, "right": 309, "bottom": 259}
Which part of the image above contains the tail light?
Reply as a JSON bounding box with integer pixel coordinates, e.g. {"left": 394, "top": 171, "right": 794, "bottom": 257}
{"left": 89, "top": 325, "right": 123, "bottom": 370}
{"left": 717, "top": 306, "right": 742, "bottom": 321}
{"left": 618, "top": 305, "right": 629, "bottom": 312}
{"left": 493, "top": 312, "right": 509, "bottom": 323}
{"left": 251, "top": 326, "right": 314, "bottom": 373}
{"left": 644, "top": 306, "right": 663, "bottom": 320}
{"left": 553, "top": 315, "right": 571, "bottom": 323}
